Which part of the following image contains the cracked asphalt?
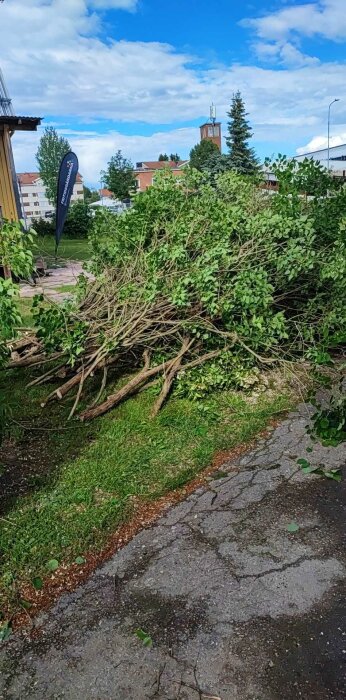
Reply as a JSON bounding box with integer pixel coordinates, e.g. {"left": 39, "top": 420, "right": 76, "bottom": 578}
{"left": 0, "top": 403, "right": 345, "bottom": 699}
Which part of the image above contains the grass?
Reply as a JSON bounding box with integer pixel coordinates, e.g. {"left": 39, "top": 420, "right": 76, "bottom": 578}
{"left": 17, "top": 287, "right": 76, "bottom": 328}
{"left": 54, "top": 284, "right": 77, "bottom": 293}
{"left": 17, "top": 298, "right": 35, "bottom": 328}
{"left": 32, "top": 238, "right": 90, "bottom": 263}
{"left": 0, "top": 364, "right": 294, "bottom": 611}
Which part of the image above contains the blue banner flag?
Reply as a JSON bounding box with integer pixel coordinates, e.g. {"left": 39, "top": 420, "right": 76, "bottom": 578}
{"left": 55, "top": 151, "right": 79, "bottom": 250}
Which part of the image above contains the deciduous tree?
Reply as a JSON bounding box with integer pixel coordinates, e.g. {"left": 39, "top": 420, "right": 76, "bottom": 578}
{"left": 101, "top": 150, "right": 136, "bottom": 200}
{"left": 36, "top": 127, "right": 71, "bottom": 206}
{"left": 189, "top": 140, "right": 219, "bottom": 171}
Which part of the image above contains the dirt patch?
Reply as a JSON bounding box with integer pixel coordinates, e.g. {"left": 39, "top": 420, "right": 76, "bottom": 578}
{"left": 0, "top": 425, "right": 95, "bottom": 516}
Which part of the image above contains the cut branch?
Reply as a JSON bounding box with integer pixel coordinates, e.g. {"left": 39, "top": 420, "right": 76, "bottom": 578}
{"left": 79, "top": 356, "right": 173, "bottom": 422}
{"left": 151, "top": 337, "right": 193, "bottom": 416}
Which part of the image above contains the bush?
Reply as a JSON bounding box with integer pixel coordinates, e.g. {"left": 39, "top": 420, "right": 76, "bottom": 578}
{"left": 32, "top": 202, "right": 92, "bottom": 240}
{"left": 63, "top": 201, "right": 92, "bottom": 239}
{"left": 0, "top": 219, "right": 35, "bottom": 369}
{"left": 10, "top": 165, "right": 346, "bottom": 418}
{"left": 31, "top": 217, "right": 54, "bottom": 237}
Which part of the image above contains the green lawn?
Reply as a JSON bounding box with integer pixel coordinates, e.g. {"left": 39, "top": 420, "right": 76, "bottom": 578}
{"left": 17, "top": 298, "right": 35, "bottom": 328}
{"left": 32, "top": 238, "right": 91, "bottom": 264}
{"left": 0, "top": 364, "right": 294, "bottom": 615}
{"left": 17, "top": 290, "right": 74, "bottom": 329}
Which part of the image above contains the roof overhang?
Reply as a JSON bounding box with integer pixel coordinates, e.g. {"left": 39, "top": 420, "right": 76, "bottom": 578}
{"left": 0, "top": 116, "right": 42, "bottom": 132}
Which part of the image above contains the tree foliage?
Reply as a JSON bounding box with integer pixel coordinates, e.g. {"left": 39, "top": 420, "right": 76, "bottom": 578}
{"left": 32, "top": 202, "right": 92, "bottom": 239}
{"left": 170, "top": 153, "right": 181, "bottom": 163}
{"left": 189, "top": 139, "right": 220, "bottom": 171}
{"left": 267, "top": 155, "right": 336, "bottom": 197}
{"left": 226, "top": 91, "right": 258, "bottom": 174}
{"left": 101, "top": 150, "right": 136, "bottom": 200}
{"left": 36, "top": 127, "right": 71, "bottom": 206}
{"left": 83, "top": 186, "right": 99, "bottom": 203}
{"left": 63, "top": 201, "right": 92, "bottom": 239}
{"left": 0, "top": 221, "right": 35, "bottom": 364}
{"left": 11, "top": 162, "right": 346, "bottom": 419}
{"left": 158, "top": 153, "right": 169, "bottom": 161}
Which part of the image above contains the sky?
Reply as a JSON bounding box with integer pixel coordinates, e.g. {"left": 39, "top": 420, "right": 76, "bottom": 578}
{"left": 1, "top": 0, "right": 346, "bottom": 186}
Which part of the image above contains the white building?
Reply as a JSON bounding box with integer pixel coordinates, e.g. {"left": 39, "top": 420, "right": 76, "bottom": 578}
{"left": 295, "top": 143, "right": 346, "bottom": 176}
{"left": 17, "top": 171, "right": 84, "bottom": 226}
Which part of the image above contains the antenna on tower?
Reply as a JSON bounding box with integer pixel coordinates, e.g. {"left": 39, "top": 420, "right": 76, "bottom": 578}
{"left": 210, "top": 103, "right": 216, "bottom": 125}
{"left": 0, "top": 67, "right": 14, "bottom": 117}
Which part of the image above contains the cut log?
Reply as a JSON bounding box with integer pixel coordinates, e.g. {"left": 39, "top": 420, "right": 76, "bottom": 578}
{"left": 79, "top": 357, "right": 172, "bottom": 421}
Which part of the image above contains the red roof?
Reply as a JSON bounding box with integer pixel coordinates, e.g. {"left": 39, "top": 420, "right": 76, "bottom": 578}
{"left": 99, "top": 188, "right": 113, "bottom": 198}
{"left": 17, "top": 171, "right": 83, "bottom": 185}
{"left": 135, "top": 160, "right": 188, "bottom": 171}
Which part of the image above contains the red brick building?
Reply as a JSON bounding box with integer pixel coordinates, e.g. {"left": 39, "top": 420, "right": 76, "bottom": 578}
{"left": 199, "top": 121, "right": 222, "bottom": 151}
{"left": 134, "top": 160, "right": 188, "bottom": 192}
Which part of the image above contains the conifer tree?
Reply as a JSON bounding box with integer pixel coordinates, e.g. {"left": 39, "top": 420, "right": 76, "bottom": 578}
{"left": 226, "top": 92, "right": 258, "bottom": 174}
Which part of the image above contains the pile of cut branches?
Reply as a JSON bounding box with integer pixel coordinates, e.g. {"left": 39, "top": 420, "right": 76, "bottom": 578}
{"left": 6, "top": 168, "right": 346, "bottom": 420}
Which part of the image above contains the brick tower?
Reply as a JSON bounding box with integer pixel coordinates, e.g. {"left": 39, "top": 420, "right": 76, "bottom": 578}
{"left": 200, "top": 104, "right": 222, "bottom": 151}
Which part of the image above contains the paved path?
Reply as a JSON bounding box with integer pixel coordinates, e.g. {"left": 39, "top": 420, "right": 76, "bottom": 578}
{"left": 20, "top": 263, "right": 89, "bottom": 301}
{"left": 1, "top": 404, "right": 345, "bottom": 699}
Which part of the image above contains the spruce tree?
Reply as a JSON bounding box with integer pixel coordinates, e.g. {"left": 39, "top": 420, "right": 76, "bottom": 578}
{"left": 226, "top": 92, "right": 258, "bottom": 174}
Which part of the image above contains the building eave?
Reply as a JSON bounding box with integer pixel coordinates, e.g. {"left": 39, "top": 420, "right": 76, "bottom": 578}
{"left": 0, "top": 116, "right": 42, "bottom": 132}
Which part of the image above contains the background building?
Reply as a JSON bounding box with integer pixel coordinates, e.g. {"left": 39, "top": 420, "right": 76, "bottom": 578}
{"left": 17, "top": 171, "right": 84, "bottom": 225}
{"left": 295, "top": 143, "right": 346, "bottom": 176}
{"left": 134, "top": 160, "right": 188, "bottom": 192}
{"left": 199, "top": 120, "right": 222, "bottom": 150}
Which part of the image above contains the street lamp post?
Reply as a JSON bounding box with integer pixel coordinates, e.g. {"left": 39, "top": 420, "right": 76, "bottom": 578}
{"left": 327, "top": 98, "right": 340, "bottom": 173}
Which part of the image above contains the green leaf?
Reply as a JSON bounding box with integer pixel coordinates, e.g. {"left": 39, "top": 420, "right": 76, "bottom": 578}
{"left": 297, "top": 458, "right": 310, "bottom": 469}
{"left": 306, "top": 447, "right": 313, "bottom": 453}
{"left": 287, "top": 522, "right": 300, "bottom": 533}
{"left": 324, "top": 469, "right": 342, "bottom": 482}
{"left": 297, "top": 458, "right": 322, "bottom": 475}
{"left": 135, "top": 628, "right": 153, "bottom": 648}
{"left": 32, "top": 576, "right": 43, "bottom": 591}
{"left": 0, "top": 621, "right": 12, "bottom": 643}
{"left": 46, "top": 559, "right": 59, "bottom": 572}
{"left": 20, "top": 599, "right": 32, "bottom": 610}
{"left": 75, "top": 556, "right": 86, "bottom": 565}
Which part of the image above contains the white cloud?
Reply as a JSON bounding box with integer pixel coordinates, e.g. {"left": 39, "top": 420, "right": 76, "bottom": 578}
{"left": 243, "top": 0, "right": 346, "bottom": 42}
{"left": 253, "top": 40, "right": 319, "bottom": 67}
{"left": 296, "top": 132, "right": 346, "bottom": 153}
{"left": 2, "top": 0, "right": 346, "bottom": 184}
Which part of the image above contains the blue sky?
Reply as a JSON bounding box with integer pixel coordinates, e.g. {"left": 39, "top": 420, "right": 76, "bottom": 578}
{"left": 1, "top": 0, "right": 346, "bottom": 185}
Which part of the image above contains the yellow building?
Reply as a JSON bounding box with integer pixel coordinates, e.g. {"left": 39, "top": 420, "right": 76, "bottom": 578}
{"left": 0, "top": 115, "right": 41, "bottom": 222}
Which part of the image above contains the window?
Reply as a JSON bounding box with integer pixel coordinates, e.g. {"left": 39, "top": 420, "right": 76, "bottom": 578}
{"left": 26, "top": 211, "right": 33, "bottom": 216}
{"left": 34, "top": 202, "right": 40, "bottom": 206}
{"left": 21, "top": 193, "right": 29, "bottom": 198}
{"left": 32, "top": 193, "right": 38, "bottom": 197}
{"left": 207, "top": 125, "right": 219, "bottom": 137}
{"left": 76, "top": 190, "right": 83, "bottom": 195}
